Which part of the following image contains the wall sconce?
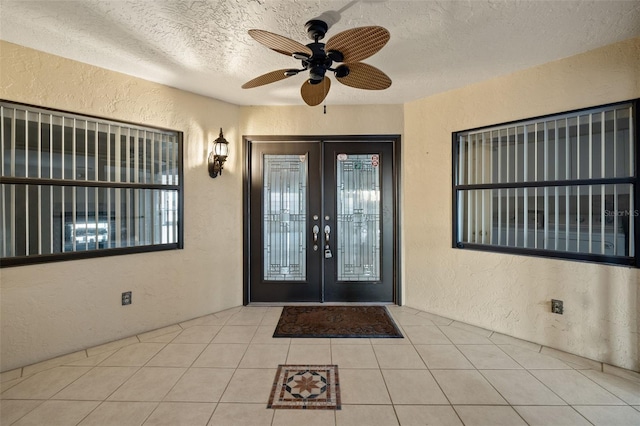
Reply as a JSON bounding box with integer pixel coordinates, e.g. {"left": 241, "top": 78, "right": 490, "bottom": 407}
{"left": 208, "top": 128, "right": 229, "bottom": 178}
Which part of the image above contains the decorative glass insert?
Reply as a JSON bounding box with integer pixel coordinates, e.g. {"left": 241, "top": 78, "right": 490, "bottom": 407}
{"left": 453, "top": 101, "right": 637, "bottom": 266}
{"left": 263, "top": 154, "right": 307, "bottom": 281}
{"left": 0, "top": 100, "right": 182, "bottom": 266}
{"left": 336, "top": 153, "right": 381, "bottom": 281}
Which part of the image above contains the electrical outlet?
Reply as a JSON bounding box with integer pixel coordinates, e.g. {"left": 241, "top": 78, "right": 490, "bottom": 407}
{"left": 122, "top": 291, "right": 132, "bottom": 306}
{"left": 551, "top": 299, "right": 563, "bottom": 314}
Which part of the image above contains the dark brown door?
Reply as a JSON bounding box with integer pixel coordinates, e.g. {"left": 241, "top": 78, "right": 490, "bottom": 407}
{"left": 247, "top": 138, "right": 396, "bottom": 303}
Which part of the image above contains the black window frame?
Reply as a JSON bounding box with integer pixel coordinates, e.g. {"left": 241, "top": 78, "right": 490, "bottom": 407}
{"left": 1, "top": 100, "right": 184, "bottom": 267}
{"left": 452, "top": 99, "right": 639, "bottom": 268}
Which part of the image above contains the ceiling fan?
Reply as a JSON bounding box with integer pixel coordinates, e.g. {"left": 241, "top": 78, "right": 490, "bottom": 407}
{"left": 241, "top": 17, "right": 392, "bottom": 106}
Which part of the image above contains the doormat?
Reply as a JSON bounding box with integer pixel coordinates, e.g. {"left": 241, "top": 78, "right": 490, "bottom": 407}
{"left": 273, "top": 306, "right": 403, "bottom": 338}
{"left": 268, "top": 364, "right": 340, "bottom": 410}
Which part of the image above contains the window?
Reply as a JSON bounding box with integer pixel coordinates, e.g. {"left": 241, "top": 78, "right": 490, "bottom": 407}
{"left": 1, "top": 100, "right": 183, "bottom": 267}
{"left": 453, "top": 100, "right": 639, "bottom": 267}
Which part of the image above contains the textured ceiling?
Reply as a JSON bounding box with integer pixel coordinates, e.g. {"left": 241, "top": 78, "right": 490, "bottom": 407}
{"left": 1, "top": 0, "right": 639, "bottom": 106}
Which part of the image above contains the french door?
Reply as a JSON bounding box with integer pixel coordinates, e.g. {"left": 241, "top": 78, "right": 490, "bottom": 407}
{"left": 245, "top": 136, "right": 399, "bottom": 303}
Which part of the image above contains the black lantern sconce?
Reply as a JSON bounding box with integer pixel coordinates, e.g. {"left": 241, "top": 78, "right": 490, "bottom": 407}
{"left": 208, "top": 128, "right": 229, "bottom": 178}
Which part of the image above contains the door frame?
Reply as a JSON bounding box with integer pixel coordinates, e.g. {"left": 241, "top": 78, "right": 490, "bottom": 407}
{"left": 242, "top": 134, "right": 402, "bottom": 305}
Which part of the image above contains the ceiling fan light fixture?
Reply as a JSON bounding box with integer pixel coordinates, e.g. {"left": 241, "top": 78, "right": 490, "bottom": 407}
{"left": 327, "top": 50, "right": 344, "bottom": 62}
{"left": 284, "top": 69, "right": 300, "bottom": 76}
{"left": 292, "top": 52, "right": 310, "bottom": 60}
{"left": 309, "top": 66, "right": 326, "bottom": 82}
{"left": 335, "top": 65, "right": 350, "bottom": 78}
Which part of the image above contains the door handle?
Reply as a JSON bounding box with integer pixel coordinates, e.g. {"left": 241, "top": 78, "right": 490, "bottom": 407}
{"left": 324, "top": 225, "right": 332, "bottom": 258}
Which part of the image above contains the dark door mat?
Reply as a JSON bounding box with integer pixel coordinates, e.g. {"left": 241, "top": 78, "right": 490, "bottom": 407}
{"left": 273, "top": 306, "right": 403, "bottom": 338}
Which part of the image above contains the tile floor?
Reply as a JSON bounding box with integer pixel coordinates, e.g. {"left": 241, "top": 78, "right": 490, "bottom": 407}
{"left": 1, "top": 305, "right": 639, "bottom": 425}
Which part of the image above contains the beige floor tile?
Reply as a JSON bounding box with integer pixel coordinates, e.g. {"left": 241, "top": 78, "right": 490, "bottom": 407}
{"left": 171, "top": 326, "right": 222, "bottom": 344}
{"left": 514, "top": 406, "right": 591, "bottom": 425}
{"left": 286, "top": 344, "right": 332, "bottom": 365}
{"left": 438, "top": 326, "right": 493, "bottom": 344}
{"left": 395, "top": 405, "right": 463, "bottom": 425}
{"left": 146, "top": 344, "right": 207, "bottom": 367}
{"left": 431, "top": 370, "right": 507, "bottom": 405}
{"left": 225, "top": 310, "right": 267, "bottom": 325}
{"left": 52, "top": 366, "right": 139, "bottom": 400}
{"left": 402, "top": 324, "right": 452, "bottom": 345}
{"left": 66, "top": 350, "right": 118, "bottom": 366}
{"left": 498, "top": 344, "right": 571, "bottom": 369}
{"left": 108, "top": 367, "right": 185, "bottom": 402}
{"left": 1, "top": 377, "right": 28, "bottom": 393}
{"left": 290, "top": 338, "right": 332, "bottom": 345}
{"left": 330, "top": 338, "right": 371, "bottom": 345}
{"left": 580, "top": 369, "right": 640, "bottom": 405}
{"left": 21, "top": 351, "right": 87, "bottom": 377}
{"left": 86, "top": 336, "right": 140, "bottom": 358}
{"left": 251, "top": 325, "right": 289, "bottom": 344}
{"left": 540, "top": 347, "right": 602, "bottom": 370}
{"left": 137, "top": 325, "right": 183, "bottom": 342}
{"left": 180, "top": 314, "right": 228, "bottom": 328}
{"left": 369, "top": 336, "right": 411, "bottom": 345}
{"left": 207, "top": 402, "right": 274, "bottom": 426}
{"left": 416, "top": 311, "right": 454, "bottom": 326}
{"left": 573, "top": 405, "right": 640, "bottom": 426}
{"left": 489, "top": 333, "right": 541, "bottom": 351}
{"left": 372, "top": 344, "right": 426, "bottom": 369}
{"left": 336, "top": 404, "right": 398, "bottom": 426}
{"left": 331, "top": 344, "right": 379, "bottom": 368}
{"left": 457, "top": 345, "right": 522, "bottom": 369}
{"left": 143, "top": 402, "right": 215, "bottom": 425}
{"left": 0, "top": 400, "right": 44, "bottom": 425}
{"left": 1, "top": 366, "right": 92, "bottom": 400}
{"left": 99, "top": 343, "right": 166, "bottom": 366}
{"left": 450, "top": 321, "right": 493, "bottom": 337}
{"left": 531, "top": 369, "right": 625, "bottom": 405}
{"left": 338, "top": 369, "right": 391, "bottom": 404}
{"left": 382, "top": 369, "right": 448, "bottom": 404}
{"left": 454, "top": 405, "right": 527, "bottom": 425}
{"left": 192, "top": 344, "right": 248, "bottom": 368}
{"left": 212, "top": 306, "right": 243, "bottom": 319}
{"left": 78, "top": 401, "right": 157, "bottom": 426}
{"left": 211, "top": 326, "right": 258, "bottom": 344}
{"left": 272, "top": 409, "right": 336, "bottom": 426}
{"left": 139, "top": 331, "right": 182, "bottom": 344}
{"left": 391, "top": 311, "right": 435, "bottom": 326}
{"left": 480, "top": 369, "right": 566, "bottom": 405}
{"left": 163, "top": 368, "right": 234, "bottom": 402}
{"left": 12, "top": 400, "right": 100, "bottom": 426}
{"left": 415, "top": 345, "right": 474, "bottom": 369}
{"left": 239, "top": 344, "right": 289, "bottom": 368}
{"left": 1, "top": 369, "right": 22, "bottom": 383}
{"left": 260, "top": 307, "right": 284, "bottom": 325}
{"left": 220, "top": 369, "right": 277, "bottom": 403}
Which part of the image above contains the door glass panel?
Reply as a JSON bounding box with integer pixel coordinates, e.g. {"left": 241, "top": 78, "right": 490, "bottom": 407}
{"left": 263, "top": 154, "right": 307, "bottom": 281}
{"left": 336, "top": 153, "right": 381, "bottom": 281}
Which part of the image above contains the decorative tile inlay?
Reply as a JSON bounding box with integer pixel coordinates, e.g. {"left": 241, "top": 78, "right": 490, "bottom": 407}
{"left": 268, "top": 364, "right": 340, "bottom": 410}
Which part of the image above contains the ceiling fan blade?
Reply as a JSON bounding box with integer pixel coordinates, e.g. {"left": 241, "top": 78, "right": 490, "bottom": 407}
{"left": 336, "top": 62, "right": 391, "bottom": 90}
{"left": 325, "top": 26, "right": 390, "bottom": 62}
{"left": 242, "top": 69, "right": 297, "bottom": 89}
{"left": 301, "top": 78, "right": 331, "bottom": 106}
{"left": 248, "top": 29, "right": 313, "bottom": 57}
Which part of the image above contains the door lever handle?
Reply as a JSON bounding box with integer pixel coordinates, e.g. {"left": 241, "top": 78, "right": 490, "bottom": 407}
{"left": 312, "top": 225, "right": 319, "bottom": 243}
{"left": 324, "top": 225, "right": 331, "bottom": 244}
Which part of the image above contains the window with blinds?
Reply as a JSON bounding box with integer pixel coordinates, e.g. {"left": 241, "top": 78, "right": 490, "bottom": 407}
{"left": 453, "top": 100, "right": 639, "bottom": 267}
{"left": 1, "top": 100, "right": 183, "bottom": 267}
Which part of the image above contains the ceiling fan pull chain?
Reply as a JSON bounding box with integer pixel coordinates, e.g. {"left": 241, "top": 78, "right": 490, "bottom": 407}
{"left": 324, "top": 104, "right": 327, "bottom": 114}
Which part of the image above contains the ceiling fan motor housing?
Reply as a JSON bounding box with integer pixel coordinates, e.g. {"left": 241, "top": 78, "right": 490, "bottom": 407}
{"left": 305, "top": 19, "right": 328, "bottom": 40}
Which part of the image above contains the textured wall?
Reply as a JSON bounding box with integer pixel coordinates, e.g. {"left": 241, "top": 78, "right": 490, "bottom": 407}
{"left": 403, "top": 37, "right": 640, "bottom": 371}
{"left": 0, "top": 41, "right": 242, "bottom": 371}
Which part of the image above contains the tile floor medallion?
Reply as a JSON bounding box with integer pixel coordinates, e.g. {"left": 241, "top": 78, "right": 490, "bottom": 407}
{"left": 267, "top": 364, "right": 340, "bottom": 410}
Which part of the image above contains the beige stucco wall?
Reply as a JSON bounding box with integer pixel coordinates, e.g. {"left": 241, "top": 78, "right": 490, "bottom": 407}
{"left": 1, "top": 36, "right": 638, "bottom": 373}
{"left": 0, "top": 41, "right": 242, "bottom": 371}
{"left": 403, "top": 37, "right": 640, "bottom": 371}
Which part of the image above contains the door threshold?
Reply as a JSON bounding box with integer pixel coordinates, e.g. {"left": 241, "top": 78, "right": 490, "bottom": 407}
{"left": 247, "top": 302, "right": 398, "bottom": 307}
